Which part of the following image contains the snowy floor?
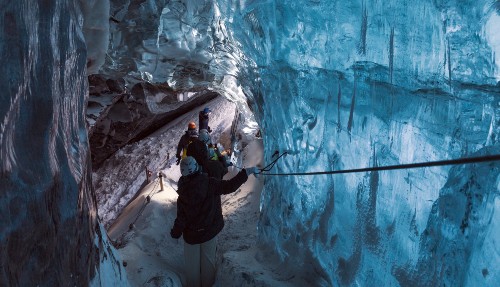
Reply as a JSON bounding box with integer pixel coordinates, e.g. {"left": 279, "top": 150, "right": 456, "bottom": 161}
{"left": 106, "top": 138, "right": 267, "bottom": 286}
{"left": 97, "top": 97, "right": 304, "bottom": 286}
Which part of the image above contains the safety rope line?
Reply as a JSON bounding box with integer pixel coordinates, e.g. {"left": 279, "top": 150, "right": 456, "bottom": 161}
{"left": 258, "top": 151, "right": 288, "bottom": 173}
{"left": 159, "top": 152, "right": 170, "bottom": 167}
{"left": 113, "top": 178, "right": 161, "bottom": 248}
{"left": 231, "top": 151, "right": 288, "bottom": 172}
{"left": 131, "top": 180, "right": 161, "bottom": 227}
{"left": 259, "top": 154, "right": 500, "bottom": 176}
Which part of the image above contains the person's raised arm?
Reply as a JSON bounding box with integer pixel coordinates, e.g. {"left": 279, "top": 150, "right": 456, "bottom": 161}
{"left": 209, "top": 170, "right": 245, "bottom": 195}
{"left": 210, "top": 167, "right": 259, "bottom": 195}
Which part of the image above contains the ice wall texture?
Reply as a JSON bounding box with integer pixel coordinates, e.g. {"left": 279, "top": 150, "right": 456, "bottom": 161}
{"left": 102, "top": 0, "right": 500, "bottom": 285}
{"left": 80, "top": 0, "right": 110, "bottom": 74}
{"left": 106, "top": 0, "right": 252, "bottom": 103}
{"left": 220, "top": 1, "right": 500, "bottom": 286}
{"left": 209, "top": 0, "right": 499, "bottom": 285}
{"left": 0, "top": 1, "right": 126, "bottom": 286}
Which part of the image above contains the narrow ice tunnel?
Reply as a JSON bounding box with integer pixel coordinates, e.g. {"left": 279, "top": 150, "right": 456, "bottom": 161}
{"left": 0, "top": 0, "right": 499, "bottom": 286}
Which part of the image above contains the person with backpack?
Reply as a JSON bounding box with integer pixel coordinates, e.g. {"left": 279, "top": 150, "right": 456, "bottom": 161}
{"left": 197, "top": 129, "right": 232, "bottom": 168}
{"left": 176, "top": 122, "right": 198, "bottom": 165}
{"left": 208, "top": 143, "right": 232, "bottom": 167}
{"left": 198, "top": 107, "right": 212, "bottom": 133}
{"left": 171, "top": 156, "right": 259, "bottom": 287}
{"left": 187, "top": 130, "right": 227, "bottom": 179}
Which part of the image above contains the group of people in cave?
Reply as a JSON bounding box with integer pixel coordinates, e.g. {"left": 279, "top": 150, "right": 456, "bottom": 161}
{"left": 171, "top": 107, "right": 259, "bottom": 287}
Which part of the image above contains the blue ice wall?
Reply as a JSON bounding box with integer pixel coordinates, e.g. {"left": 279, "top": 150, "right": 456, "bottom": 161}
{"left": 0, "top": 1, "right": 95, "bottom": 284}
{"left": 213, "top": 1, "right": 500, "bottom": 286}
{"left": 0, "top": 1, "right": 127, "bottom": 286}
{"left": 101, "top": 0, "right": 500, "bottom": 285}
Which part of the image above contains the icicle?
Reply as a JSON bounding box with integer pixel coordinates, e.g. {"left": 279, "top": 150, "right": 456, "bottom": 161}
{"left": 347, "top": 81, "right": 356, "bottom": 136}
{"left": 485, "top": 109, "right": 495, "bottom": 146}
{"left": 358, "top": 2, "right": 368, "bottom": 55}
{"left": 447, "top": 38, "right": 452, "bottom": 92}
{"left": 389, "top": 27, "right": 395, "bottom": 84}
{"left": 366, "top": 145, "right": 380, "bottom": 248}
{"left": 337, "top": 82, "right": 342, "bottom": 132}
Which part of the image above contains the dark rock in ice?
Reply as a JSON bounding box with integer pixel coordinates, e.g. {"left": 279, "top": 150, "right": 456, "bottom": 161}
{"left": 106, "top": 78, "right": 126, "bottom": 94}
{"left": 89, "top": 74, "right": 110, "bottom": 95}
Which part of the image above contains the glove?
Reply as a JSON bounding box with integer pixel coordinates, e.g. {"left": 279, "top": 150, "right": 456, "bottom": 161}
{"left": 176, "top": 155, "right": 181, "bottom": 165}
{"left": 170, "top": 228, "right": 181, "bottom": 239}
{"left": 245, "top": 167, "right": 259, "bottom": 177}
{"left": 207, "top": 126, "right": 212, "bottom": 133}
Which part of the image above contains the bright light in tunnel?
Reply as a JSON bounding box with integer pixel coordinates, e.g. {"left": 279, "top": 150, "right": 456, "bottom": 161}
{"left": 218, "top": 75, "right": 247, "bottom": 104}
{"left": 485, "top": 12, "right": 500, "bottom": 81}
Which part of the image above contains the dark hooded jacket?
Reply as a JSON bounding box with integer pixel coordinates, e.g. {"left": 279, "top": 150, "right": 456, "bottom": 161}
{"left": 187, "top": 139, "right": 227, "bottom": 178}
{"left": 198, "top": 111, "right": 210, "bottom": 131}
{"left": 171, "top": 169, "right": 248, "bottom": 244}
{"left": 176, "top": 129, "right": 198, "bottom": 158}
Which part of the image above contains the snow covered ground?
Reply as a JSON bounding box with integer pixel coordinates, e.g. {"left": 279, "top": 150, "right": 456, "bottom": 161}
{"left": 94, "top": 97, "right": 310, "bottom": 286}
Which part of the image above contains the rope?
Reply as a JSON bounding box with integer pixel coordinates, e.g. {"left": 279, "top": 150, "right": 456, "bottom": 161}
{"left": 112, "top": 150, "right": 176, "bottom": 249}
{"left": 260, "top": 154, "right": 500, "bottom": 176}
{"left": 113, "top": 178, "right": 161, "bottom": 248}
{"left": 131, "top": 179, "right": 160, "bottom": 226}
{"left": 159, "top": 152, "right": 170, "bottom": 167}
{"left": 231, "top": 151, "right": 287, "bottom": 172}
{"left": 259, "top": 151, "right": 288, "bottom": 173}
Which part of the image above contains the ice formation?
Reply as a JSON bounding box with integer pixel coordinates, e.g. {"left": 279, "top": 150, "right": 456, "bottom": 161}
{"left": 1, "top": 0, "right": 499, "bottom": 286}
{"left": 0, "top": 1, "right": 126, "bottom": 286}
{"left": 103, "top": 1, "right": 499, "bottom": 285}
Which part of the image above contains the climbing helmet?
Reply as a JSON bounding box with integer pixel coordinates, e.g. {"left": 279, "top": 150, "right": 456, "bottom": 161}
{"left": 180, "top": 156, "right": 199, "bottom": 176}
{"left": 198, "top": 129, "right": 211, "bottom": 144}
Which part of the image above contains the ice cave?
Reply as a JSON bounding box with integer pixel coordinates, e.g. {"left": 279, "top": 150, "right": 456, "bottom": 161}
{"left": 1, "top": 0, "right": 499, "bottom": 286}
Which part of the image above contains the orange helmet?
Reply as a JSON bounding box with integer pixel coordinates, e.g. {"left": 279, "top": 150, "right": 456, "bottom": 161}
{"left": 188, "top": 121, "right": 196, "bottom": 130}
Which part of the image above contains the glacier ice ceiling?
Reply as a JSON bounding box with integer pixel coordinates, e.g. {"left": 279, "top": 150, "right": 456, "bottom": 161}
{"left": 1, "top": 0, "right": 499, "bottom": 286}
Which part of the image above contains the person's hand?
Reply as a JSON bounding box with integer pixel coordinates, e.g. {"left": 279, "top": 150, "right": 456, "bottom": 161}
{"left": 245, "top": 167, "right": 260, "bottom": 177}
{"left": 207, "top": 126, "right": 212, "bottom": 133}
{"left": 169, "top": 236, "right": 180, "bottom": 245}
{"left": 170, "top": 228, "right": 181, "bottom": 239}
{"left": 176, "top": 155, "right": 181, "bottom": 165}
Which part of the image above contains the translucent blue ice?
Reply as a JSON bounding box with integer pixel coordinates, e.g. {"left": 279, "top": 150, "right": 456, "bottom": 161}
{"left": 1, "top": 0, "right": 499, "bottom": 286}
{"left": 212, "top": 1, "right": 499, "bottom": 285}
{"left": 107, "top": 0, "right": 500, "bottom": 284}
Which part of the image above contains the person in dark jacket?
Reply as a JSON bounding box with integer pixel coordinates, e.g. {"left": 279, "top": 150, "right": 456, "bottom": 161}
{"left": 198, "top": 107, "right": 212, "bottom": 133}
{"left": 171, "top": 156, "right": 258, "bottom": 287}
{"left": 176, "top": 121, "right": 198, "bottom": 164}
{"left": 187, "top": 130, "right": 227, "bottom": 178}
{"left": 198, "top": 128, "right": 232, "bottom": 168}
